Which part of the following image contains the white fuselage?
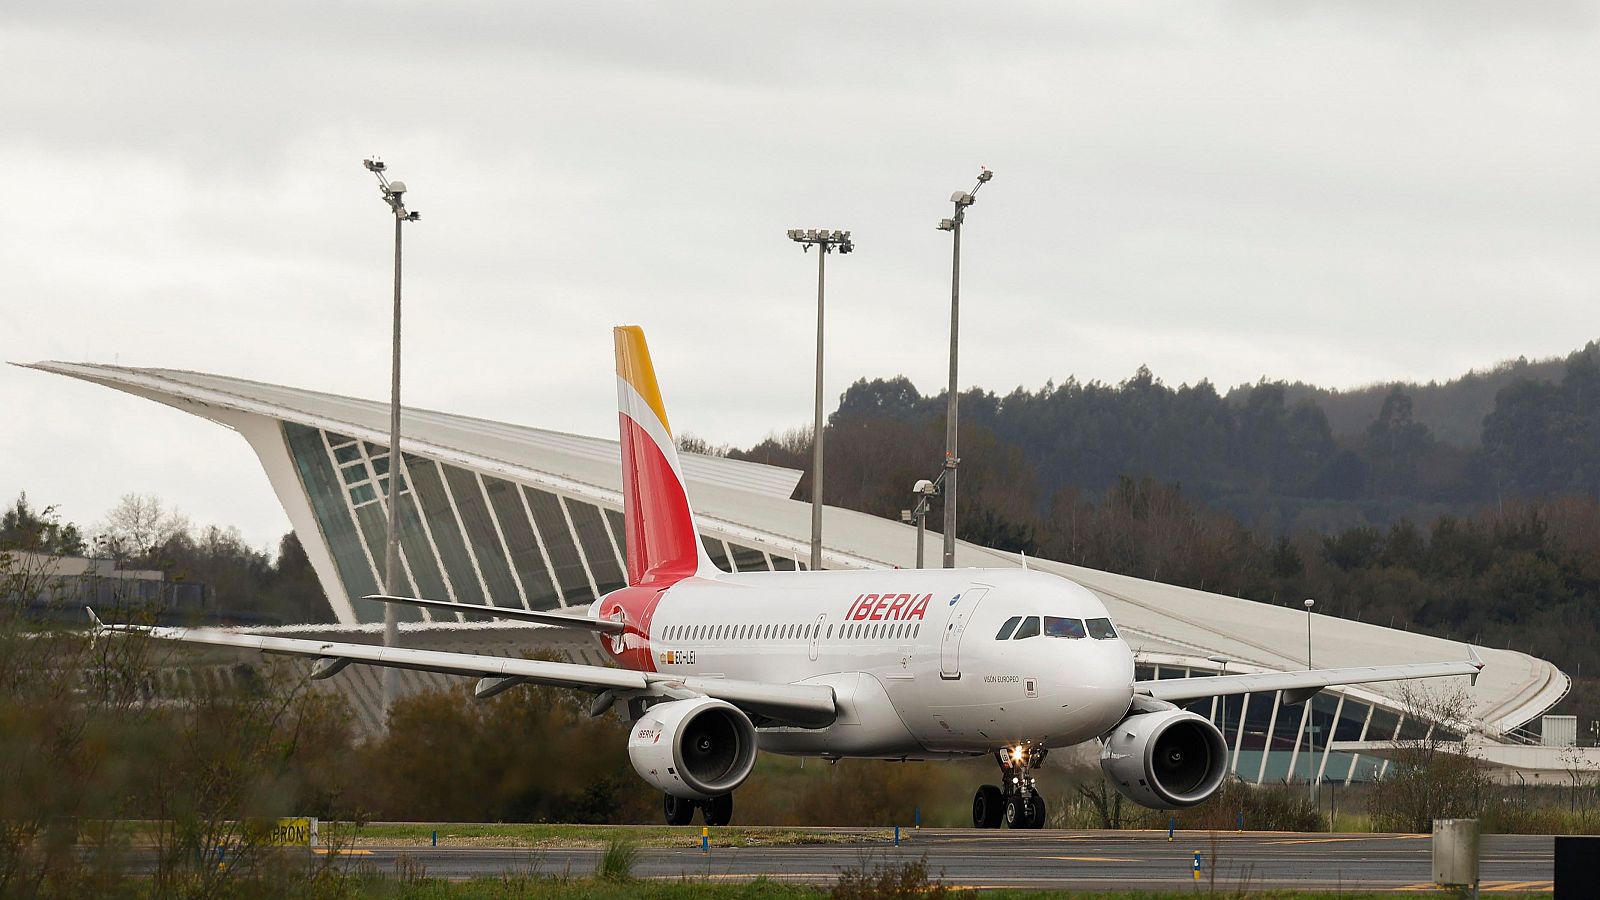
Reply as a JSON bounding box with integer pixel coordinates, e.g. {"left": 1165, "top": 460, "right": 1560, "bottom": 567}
{"left": 607, "top": 568, "right": 1136, "bottom": 759}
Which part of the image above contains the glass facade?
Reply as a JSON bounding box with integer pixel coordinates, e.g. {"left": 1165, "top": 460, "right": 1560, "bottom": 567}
{"left": 280, "top": 422, "right": 804, "bottom": 623}
{"left": 1154, "top": 658, "right": 1454, "bottom": 785}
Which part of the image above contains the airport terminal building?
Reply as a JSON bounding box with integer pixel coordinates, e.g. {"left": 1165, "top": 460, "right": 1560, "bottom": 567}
{"left": 28, "top": 362, "right": 1575, "bottom": 783}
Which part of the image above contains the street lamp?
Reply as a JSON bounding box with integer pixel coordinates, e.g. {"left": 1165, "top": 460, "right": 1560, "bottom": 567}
{"left": 786, "top": 228, "right": 854, "bottom": 571}
{"left": 363, "top": 156, "right": 421, "bottom": 713}
{"left": 1304, "top": 597, "right": 1318, "bottom": 803}
{"left": 1304, "top": 598, "right": 1315, "bottom": 669}
{"left": 935, "top": 167, "right": 993, "bottom": 568}
{"left": 905, "top": 476, "right": 943, "bottom": 568}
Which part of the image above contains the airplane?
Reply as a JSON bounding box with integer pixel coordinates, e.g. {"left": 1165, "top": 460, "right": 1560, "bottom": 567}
{"left": 92, "top": 325, "right": 1484, "bottom": 829}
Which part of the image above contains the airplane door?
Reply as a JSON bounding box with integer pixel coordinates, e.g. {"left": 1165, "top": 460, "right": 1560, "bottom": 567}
{"left": 808, "top": 613, "right": 826, "bottom": 661}
{"left": 938, "top": 586, "right": 990, "bottom": 680}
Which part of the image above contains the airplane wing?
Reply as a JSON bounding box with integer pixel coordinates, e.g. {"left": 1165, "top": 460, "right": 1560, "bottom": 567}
{"left": 89, "top": 611, "right": 835, "bottom": 729}
{"left": 1135, "top": 654, "right": 1483, "bottom": 704}
{"left": 363, "top": 593, "right": 626, "bottom": 634}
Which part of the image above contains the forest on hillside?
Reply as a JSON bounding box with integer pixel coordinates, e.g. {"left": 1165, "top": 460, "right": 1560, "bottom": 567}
{"left": 729, "top": 341, "right": 1600, "bottom": 536}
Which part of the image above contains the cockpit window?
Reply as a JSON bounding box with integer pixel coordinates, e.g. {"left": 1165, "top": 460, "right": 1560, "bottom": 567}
{"left": 1012, "top": 616, "right": 1041, "bottom": 639}
{"left": 1087, "top": 617, "right": 1119, "bottom": 639}
{"left": 1044, "top": 616, "right": 1087, "bottom": 639}
{"left": 995, "top": 616, "right": 1021, "bottom": 640}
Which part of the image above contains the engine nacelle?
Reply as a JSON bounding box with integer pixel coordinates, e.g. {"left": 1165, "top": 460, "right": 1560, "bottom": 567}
{"left": 627, "top": 697, "right": 758, "bottom": 800}
{"left": 1100, "top": 707, "right": 1228, "bottom": 809}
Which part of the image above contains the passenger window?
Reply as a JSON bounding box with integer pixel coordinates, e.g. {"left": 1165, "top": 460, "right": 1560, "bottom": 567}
{"left": 1044, "top": 616, "right": 1087, "bottom": 639}
{"left": 913, "top": 624, "right": 920, "bottom": 639}
{"left": 1088, "top": 618, "right": 1118, "bottom": 639}
{"left": 995, "top": 616, "right": 1022, "bottom": 640}
{"left": 1012, "top": 616, "right": 1041, "bottom": 639}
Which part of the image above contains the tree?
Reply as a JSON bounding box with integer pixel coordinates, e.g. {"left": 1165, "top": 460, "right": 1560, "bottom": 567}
{"left": 93, "top": 494, "right": 188, "bottom": 563}
{"left": 0, "top": 494, "right": 84, "bottom": 557}
{"left": 1365, "top": 685, "right": 1490, "bottom": 833}
{"left": 1365, "top": 388, "right": 1437, "bottom": 497}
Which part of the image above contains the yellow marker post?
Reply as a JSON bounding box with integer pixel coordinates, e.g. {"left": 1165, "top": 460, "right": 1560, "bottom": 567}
{"left": 1193, "top": 850, "right": 1202, "bottom": 882}
{"left": 701, "top": 826, "right": 709, "bottom": 853}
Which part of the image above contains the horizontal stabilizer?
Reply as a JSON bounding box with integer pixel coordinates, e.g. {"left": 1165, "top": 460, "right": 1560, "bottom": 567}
{"left": 364, "top": 594, "right": 625, "bottom": 634}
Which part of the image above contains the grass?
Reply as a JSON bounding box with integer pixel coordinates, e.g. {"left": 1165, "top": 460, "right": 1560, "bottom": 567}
{"left": 326, "top": 822, "right": 893, "bottom": 849}
{"left": 326, "top": 880, "right": 1548, "bottom": 900}
{"left": 594, "top": 834, "right": 638, "bottom": 881}
{"left": 338, "top": 878, "right": 818, "bottom": 899}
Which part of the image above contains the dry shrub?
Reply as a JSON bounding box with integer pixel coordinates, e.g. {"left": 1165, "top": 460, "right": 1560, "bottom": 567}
{"left": 1365, "top": 686, "right": 1490, "bottom": 834}
{"left": 788, "top": 760, "right": 949, "bottom": 826}
{"left": 353, "top": 683, "right": 656, "bottom": 824}
{"left": 830, "top": 854, "right": 947, "bottom": 899}
{"left": 1180, "top": 778, "right": 1322, "bottom": 832}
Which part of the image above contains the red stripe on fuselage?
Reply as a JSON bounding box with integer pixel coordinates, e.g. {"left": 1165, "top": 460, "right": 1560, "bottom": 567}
{"left": 599, "top": 584, "right": 664, "bottom": 673}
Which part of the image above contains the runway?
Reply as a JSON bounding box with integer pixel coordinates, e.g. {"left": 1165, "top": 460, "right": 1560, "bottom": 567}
{"left": 324, "top": 828, "right": 1557, "bottom": 892}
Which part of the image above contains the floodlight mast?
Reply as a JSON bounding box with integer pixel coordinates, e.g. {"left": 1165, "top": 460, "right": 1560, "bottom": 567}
{"left": 936, "top": 167, "right": 993, "bottom": 568}
{"left": 786, "top": 227, "right": 854, "bottom": 571}
{"left": 363, "top": 157, "right": 420, "bottom": 716}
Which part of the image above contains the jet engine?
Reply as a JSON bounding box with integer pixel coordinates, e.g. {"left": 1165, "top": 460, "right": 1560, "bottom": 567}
{"left": 627, "top": 697, "right": 758, "bottom": 800}
{"left": 1099, "top": 707, "right": 1228, "bottom": 809}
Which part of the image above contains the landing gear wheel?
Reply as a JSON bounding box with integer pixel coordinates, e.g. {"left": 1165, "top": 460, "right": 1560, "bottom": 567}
{"left": 1003, "top": 795, "right": 1027, "bottom": 829}
{"left": 702, "top": 793, "right": 734, "bottom": 827}
{"left": 1027, "top": 794, "right": 1048, "bottom": 829}
{"left": 972, "top": 784, "right": 1004, "bottom": 828}
{"left": 663, "top": 793, "right": 695, "bottom": 826}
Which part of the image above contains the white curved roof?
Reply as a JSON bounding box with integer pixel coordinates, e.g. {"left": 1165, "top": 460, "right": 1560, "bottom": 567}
{"left": 23, "top": 360, "right": 1570, "bottom": 737}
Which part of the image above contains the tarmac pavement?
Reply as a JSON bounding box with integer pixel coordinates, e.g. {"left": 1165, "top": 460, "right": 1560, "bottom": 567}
{"left": 318, "top": 828, "right": 1556, "bottom": 892}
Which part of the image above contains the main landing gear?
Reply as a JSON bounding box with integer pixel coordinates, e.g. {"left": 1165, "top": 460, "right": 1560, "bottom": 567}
{"left": 663, "top": 792, "right": 733, "bottom": 826}
{"left": 972, "top": 745, "right": 1048, "bottom": 829}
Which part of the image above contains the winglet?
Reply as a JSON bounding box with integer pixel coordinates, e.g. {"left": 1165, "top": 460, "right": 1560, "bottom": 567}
{"left": 1467, "top": 646, "right": 1484, "bottom": 686}
{"left": 86, "top": 607, "right": 104, "bottom": 630}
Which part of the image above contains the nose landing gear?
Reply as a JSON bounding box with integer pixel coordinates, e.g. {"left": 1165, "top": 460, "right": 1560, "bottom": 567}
{"left": 972, "top": 745, "right": 1047, "bottom": 829}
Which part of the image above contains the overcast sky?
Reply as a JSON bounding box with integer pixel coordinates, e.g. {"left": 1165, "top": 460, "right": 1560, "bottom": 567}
{"left": 5, "top": 2, "right": 1599, "bottom": 552}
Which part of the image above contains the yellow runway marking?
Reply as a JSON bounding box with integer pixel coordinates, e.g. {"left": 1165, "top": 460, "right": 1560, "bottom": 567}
{"left": 1396, "top": 880, "right": 1552, "bottom": 893}
{"left": 1041, "top": 856, "right": 1139, "bottom": 862}
{"left": 655, "top": 873, "right": 835, "bottom": 881}
{"left": 1267, "top": 834, "right": 1428, "bottom": 844}
{"left": 311, "top": 848, "right": 372, "bottom": 855}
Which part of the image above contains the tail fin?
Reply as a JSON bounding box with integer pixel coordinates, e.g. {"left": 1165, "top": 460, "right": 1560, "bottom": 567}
{"left": 614, "top": 326, "right": 716, "bottom": 586}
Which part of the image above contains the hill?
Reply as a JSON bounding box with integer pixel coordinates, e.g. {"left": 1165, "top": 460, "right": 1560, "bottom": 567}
{"left": 1239, "top": 353, "right": 1571, "bottom": 448}
{"left": 731, "top": 341, "right": 1600, "bottom": 537}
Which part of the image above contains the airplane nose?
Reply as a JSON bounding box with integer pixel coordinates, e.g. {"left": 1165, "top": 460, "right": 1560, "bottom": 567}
{"left": 1076, "top": 641, "right": 1135, "bottom": 722}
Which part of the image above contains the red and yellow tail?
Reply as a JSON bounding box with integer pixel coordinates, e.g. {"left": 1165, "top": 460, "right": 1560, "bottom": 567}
{"left": 614, "top": 326, "right": 716, "bottom": 587}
